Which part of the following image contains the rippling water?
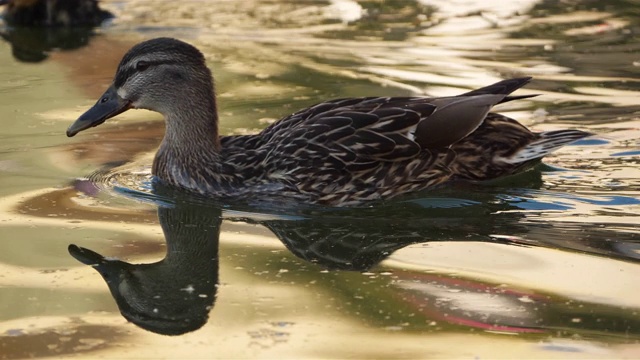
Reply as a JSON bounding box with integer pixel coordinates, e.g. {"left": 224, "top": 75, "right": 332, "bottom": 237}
{"left": 0, "top": 0, "right": 639, "bottom": 358}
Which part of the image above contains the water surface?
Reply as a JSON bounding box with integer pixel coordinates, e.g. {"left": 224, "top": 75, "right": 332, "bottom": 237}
{"left": 0, "top": 0, "right": 639, "bottom": 358}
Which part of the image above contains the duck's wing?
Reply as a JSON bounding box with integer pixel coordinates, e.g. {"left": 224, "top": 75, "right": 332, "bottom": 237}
{"left": 262, "top": 97, "right": 431, "bottom": 169}
{"left": 262, "top": 77, "right": 534, "bottom": 155}
{"left": 414, "top": 77, "right": 535, "bottom": 148}
{"left": 413, "top": 94, "right": 506, "bottom": 148}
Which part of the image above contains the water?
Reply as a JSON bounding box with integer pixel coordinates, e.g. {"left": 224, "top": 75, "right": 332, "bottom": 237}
{"left": 0, "top": 0, "right": 639, "bottom": 358}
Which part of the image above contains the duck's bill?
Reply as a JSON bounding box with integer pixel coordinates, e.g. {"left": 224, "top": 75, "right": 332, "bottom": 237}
{"left": 66, "top": 85, "right": 132, "bottom": 137}
{"left": 68, "top": 244, "right": 127, "bottom": 276}
{"left": 68, "top": 244, "right": 106, "bottom": 266}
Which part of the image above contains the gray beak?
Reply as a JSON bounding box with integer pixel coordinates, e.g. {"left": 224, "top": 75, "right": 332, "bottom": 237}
{"left": 67, "top": 85, "right": 132, "bottom": 137}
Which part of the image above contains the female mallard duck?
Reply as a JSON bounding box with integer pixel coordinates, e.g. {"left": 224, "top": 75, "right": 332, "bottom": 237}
{"left": 66, "top": 38, "right": 591, "bottom": 206}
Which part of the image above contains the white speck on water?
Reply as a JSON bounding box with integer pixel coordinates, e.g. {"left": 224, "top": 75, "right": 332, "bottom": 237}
{"left": 518, "top": 296, "right": 535, "bottom": 303}
{"left": 324, "top": 0, "right": 363, "bottom": 23}
{"left": 532, "top": 108, "right": 548, "bottom": 122}
{"left": 180, "top": 284, "right": 195, "bottom": 293}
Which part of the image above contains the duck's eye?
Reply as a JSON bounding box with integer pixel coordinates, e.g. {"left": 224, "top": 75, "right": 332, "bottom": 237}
{"left": 135, "top": 61, "right": 150, "bottom": 72}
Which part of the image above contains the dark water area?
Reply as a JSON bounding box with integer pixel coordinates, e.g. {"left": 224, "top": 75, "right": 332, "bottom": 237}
{"left": 0, "top": 0, "right": 638, "bottom": 358}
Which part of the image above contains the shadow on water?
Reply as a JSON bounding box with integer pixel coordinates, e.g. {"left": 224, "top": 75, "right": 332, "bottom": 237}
{"left": 66, "top": 171, "right": 640, "bottom": 336}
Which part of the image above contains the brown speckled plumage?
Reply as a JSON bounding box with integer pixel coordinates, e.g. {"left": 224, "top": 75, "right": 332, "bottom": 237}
{"left": 67, "top": 38, "right": 592, "bottom": 206}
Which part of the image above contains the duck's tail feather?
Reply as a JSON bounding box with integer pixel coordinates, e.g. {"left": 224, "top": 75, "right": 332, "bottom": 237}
{"left": 461, "top": 77, "right": 532, "bottom": 97}
{"left": 460, "top": 77, "right": 537, "bottom": 104}
{"left": 499, "top": 94, "right": 539, "bottom": 104}
{"left": 498, "top": 129, "right": 593, "bottom": 164}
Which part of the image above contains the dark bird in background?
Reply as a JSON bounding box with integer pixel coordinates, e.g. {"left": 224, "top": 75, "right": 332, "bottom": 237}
{"left": 0, "top": 0, "right": 112, "bottom": 27}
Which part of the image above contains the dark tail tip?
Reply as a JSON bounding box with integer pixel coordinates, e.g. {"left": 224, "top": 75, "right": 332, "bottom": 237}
{"left": 461, "top": 77, "right": 532, "bottom": 97}
{"left": 500, "top": 94, "right": 539, "bottom": 104}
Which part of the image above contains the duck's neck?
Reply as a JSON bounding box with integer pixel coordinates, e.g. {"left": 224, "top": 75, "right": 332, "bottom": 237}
{"left": 152, "top": 89, "right": 227, "bottom": 187}
{"left": 164, "top": 93, "right": 220, "bottom": 151}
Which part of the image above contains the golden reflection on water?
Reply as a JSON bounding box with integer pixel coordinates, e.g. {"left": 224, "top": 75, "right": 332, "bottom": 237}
{"left": 0, "top": 0, "right": 639, "bottom": 358}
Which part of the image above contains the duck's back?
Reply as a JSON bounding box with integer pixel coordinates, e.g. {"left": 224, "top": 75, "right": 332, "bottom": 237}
{"left": 218, "top": 78, "right": 590, "bottom": 205}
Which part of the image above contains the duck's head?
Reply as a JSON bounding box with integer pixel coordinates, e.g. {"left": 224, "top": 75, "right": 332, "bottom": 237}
{"left": 67, "top": 37, "right": 215, "bottom": 137}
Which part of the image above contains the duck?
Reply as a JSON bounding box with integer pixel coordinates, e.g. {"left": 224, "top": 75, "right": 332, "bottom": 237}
{"left": 66, "top": 37, "right": 592, "bottom": 207}
{"left": 0, "top": 0, "right": 112, "bottom": 27}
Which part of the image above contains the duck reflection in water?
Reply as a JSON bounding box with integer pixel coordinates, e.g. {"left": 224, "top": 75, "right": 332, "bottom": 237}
{"left": 0, "top": 0, "right": 113, "bottom": 62}
{"left": 67, "top": 175, "right": 640, "bottom": 336}
{"left": 69, "top": 200, "right": 222, "bottom": 336}
{"left": 67, "top": 181, "right": 530, "bottom": 335}
{"left": 68, "top": 168, "right": 640, "bottom": 336}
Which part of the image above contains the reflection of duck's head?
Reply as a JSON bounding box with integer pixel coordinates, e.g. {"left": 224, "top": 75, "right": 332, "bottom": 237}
{"left": 69, "top": 244, "right": 217, "bottom": 336}
{"left": 1, "top": 0, "right": 112, "bottom": 27}
{"left": 68, "top": 203, "right": 223, "bottom": 335}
